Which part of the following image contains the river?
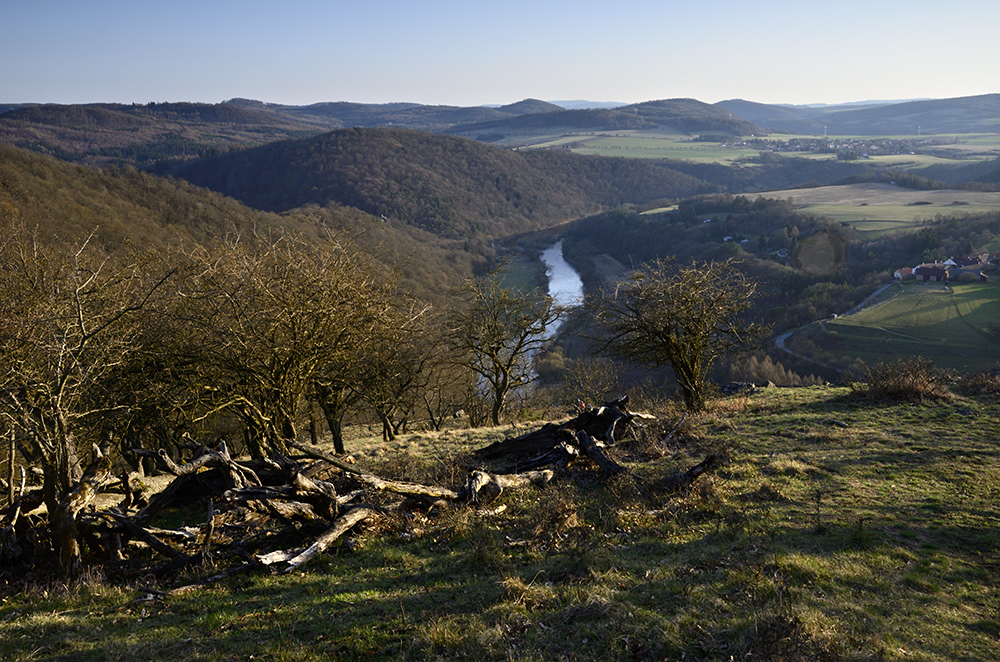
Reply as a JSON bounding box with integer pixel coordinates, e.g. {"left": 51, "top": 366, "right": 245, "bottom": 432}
{"left": 540, "top": 239, "right": 584, "bottom": 335}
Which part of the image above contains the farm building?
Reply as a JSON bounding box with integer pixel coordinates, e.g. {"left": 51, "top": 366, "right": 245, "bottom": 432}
{"left": 913, "top": 264, "right": 949, "bottom": 282}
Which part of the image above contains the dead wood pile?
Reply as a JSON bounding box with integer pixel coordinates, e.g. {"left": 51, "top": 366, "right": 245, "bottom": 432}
{"left": 1, "top": 397, "right": 717, "bottom": 593}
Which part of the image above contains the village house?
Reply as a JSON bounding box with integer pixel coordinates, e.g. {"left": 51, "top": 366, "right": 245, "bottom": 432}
{"left": 913, "top": 264, "right": 949, "bottom": 282}
{"left": 893, "top": 267, "right": 914, "bottom": 281}
{"left": 893, "top": 252, "right": 994, "bottom": 284}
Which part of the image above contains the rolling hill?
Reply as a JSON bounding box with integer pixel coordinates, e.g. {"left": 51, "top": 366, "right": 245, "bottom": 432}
{"left": 0, "top": 98, "right": 562, "bottom": 168}
{"left": 447, "top": 98, "right": 762, "bottom": 141}
{"left": 0, "top": 142, "right": 487, "bottom": 301}
{"left": 716, "top": 94, "right": 1000, "bottom": 135}
{"left": 3, "top": 94, "right": 996, "bottom": 172}
{"left": 168, "top": 127, "right": 714, "bottom": 237}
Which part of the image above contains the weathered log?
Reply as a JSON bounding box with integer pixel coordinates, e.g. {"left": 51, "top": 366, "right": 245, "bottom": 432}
{"left": 474, "top": 396, "right": 653, "bottom": 467}
{"left": 461, "top": 469, "right": 555, "bottom": 503}
{"left": 98, "top": 510, "right": 190, "bottom": 562}
{"left": 659, "top": 455, "right": 717, "bottom": 492}
{"left": 258, "top": 505, "right": 378, "bottom": 572}
{"left": 576, "top": 431, "right": 627, "bottom": 477}
{"left": 476, "top": 423, "right": 575, "bottom": 460}
{"left": 251, "top": 498, "right": 322, "bottom": 523}
{"left": 288, "top": 440, "right": 461, "bottom": 501}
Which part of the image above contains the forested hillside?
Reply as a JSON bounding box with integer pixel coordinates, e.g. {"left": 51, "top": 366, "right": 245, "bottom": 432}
{"left": 0, "top": 143, "right": 309, "bottom": 250}
{"left": 0, "top": 98, "right": 564, "bottom": 168}
{"left": 0, "top": 143, "right": 484, "bottom": 300}
{"left": 0, "top": 102, "right": 336, "bottom": 168}
{"left": 448, "top": 98, "right": 761, "bottom": 140}
{"left": 168, "top": 127, "right": 713, "bottom": 237}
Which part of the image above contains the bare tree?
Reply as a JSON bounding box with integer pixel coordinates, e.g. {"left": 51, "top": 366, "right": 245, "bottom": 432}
{"left": 0, "top": 227, "right": 172, "bottom": 576}
{"left": 594, "top": 258, "right": 766, "bottom": 411}
{"left": 168, "top": 230, "right": 396, "bottom": 458}
{"left": 356, "top": 302, "right": 435, "bottom": 442}
{"left": 449, "top": 265, "right": 561, "bottom": 426}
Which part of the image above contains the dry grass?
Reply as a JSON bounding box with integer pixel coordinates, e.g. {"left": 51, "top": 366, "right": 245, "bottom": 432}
{"left": 3, "top": 385, "right": 999, "bottom": 661}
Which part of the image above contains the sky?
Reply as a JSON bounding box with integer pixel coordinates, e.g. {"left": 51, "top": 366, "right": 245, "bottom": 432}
{"left": 3, "top": 0, "right": 999, "bottom": 108}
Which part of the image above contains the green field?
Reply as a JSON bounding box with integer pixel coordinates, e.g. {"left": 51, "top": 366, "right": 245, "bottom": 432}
{"left": 752, "top": 183, "right": 1000, "bottom": 235}
{"left": 797, "top": 282, "right": 1000, "bottom": 370}
{"left": 515, "top": 130, "right": 1000, "bottom": 168}
{"left": 566, "top": 134, "right": 761, "bottom": 164}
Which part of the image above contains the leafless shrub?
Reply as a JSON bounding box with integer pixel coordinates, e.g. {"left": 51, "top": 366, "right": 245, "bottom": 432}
{"left": 956, "top": 364, "right": 1000, "bottom": 396}
{"left": 850, "top": 357, "right": 954, "bottom": 402}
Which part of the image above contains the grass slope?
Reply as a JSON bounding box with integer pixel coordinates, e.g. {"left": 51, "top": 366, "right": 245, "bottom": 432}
{"left": 795, "top": 282, "right": 1000, "bottom": 370}
{"left": 2, "top": 386, "right": 999, "bottom": 661}
{"left": 751, "top": 183, "right": 1000, "bottom": 235}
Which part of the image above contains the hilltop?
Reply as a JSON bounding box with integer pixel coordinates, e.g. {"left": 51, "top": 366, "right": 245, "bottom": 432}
{"left": 446, "top": 98, "right": 762, "bottom": 141}
{"left": 716, "top": 94, "right": 1000, "bottom": 135}
{"left": 167, "top": 127, "right": 712, "bottom": 237}
{"left": 2, "top": 94, "right": 996, "bottom": 171}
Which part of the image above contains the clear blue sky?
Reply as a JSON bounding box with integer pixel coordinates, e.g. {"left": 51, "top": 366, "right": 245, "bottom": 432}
{"left": 3, "top": 0, "right": 998, "bottom": 107}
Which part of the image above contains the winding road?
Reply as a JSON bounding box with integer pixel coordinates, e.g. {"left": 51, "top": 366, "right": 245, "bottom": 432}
{"left": 774, "top": 283, "right": 895, "bottom": 372}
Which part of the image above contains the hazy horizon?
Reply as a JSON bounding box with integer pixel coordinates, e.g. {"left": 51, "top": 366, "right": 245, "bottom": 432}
{"left": 3, "top": 1, "right": 998, "bottom": 108}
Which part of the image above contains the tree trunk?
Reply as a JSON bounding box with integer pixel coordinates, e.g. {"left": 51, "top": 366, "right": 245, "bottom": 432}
{"left": 50, "top": 446, "right": 112, "bottom": 578}
{"left": 316, "top": 388, "right": 348, "bottom": 454}
{"left": 6, "top": 432, "right": 13, "bottom": 506}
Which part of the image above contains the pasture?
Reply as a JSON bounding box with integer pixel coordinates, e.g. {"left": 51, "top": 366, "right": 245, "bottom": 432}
{"left": 799, "top": 281, "right": 1000, "bottom": 371}
{"left": 752, "top": 183, "right": 1000, "bottom": 234}
{"left": 566, "top": 133, "right": 760, "bottom": 164}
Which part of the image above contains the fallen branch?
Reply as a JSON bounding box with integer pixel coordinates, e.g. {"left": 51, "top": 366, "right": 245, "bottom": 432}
{"left": 475, "top": 396, "right": 653, "bottom": 469}
{"left": 288, "top": 441, "right": 461, "bottom": 501}
{"left": 155, "top": 441, "right": 260, "bottom": 489}
{"left": 576, "top": 431, "right": 627, "bottom": 477}
{"left": 258, "top": 505, "right": 378, "bottom": 573}
{"left": 98, "top": 510, "right": 190, "bottom": 563}
{"left": 659, "top": 455, "right": 718, "bottom": 493}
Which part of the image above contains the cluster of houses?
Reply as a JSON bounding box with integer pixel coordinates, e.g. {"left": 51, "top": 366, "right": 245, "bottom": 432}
{"left": 893, "top": 253, "right": 996, "bottom": 283}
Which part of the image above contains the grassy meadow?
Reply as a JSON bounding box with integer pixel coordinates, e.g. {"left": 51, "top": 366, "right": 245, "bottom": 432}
{"left": 2, "top": 383, "right": 1000, "bottom": 661}
{"left": 791, "top": 281, "right": 1000, "bottom": 371}
{"left": 522, "top": 131, "right": 1000, "bottom": 170}
{"left": 565, "top": 134, "right": 761, "bottom": 164}
{"left": 752, "top": 183, "right": 1000, "bottom": 235}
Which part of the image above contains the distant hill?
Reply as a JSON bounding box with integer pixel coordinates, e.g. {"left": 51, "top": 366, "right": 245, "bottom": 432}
{"left": 0, "top": 98, "right": 563, "bottom": 168}
{"left": 716, "top": 94, "right": 1000, "bottom": 135}
{"left": 3, "top": 94, "right": 995, "bottom": 170}
{"left": 548, "top": 100, "right": 626, "bottom": 110}
{"left": 448, "top": 98, "right": 761, "bottom": 140}
{"left": 497, "top": 99, "right": 565, "bottom": 114}
{"left": 169, "top": 127, "right": 713, "bottom": 237}
{"left": 0, "top": 101, "right": 336, "bottom": 168}
{"left": 283, "top": 101, "right": 510, "bottom": 131}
